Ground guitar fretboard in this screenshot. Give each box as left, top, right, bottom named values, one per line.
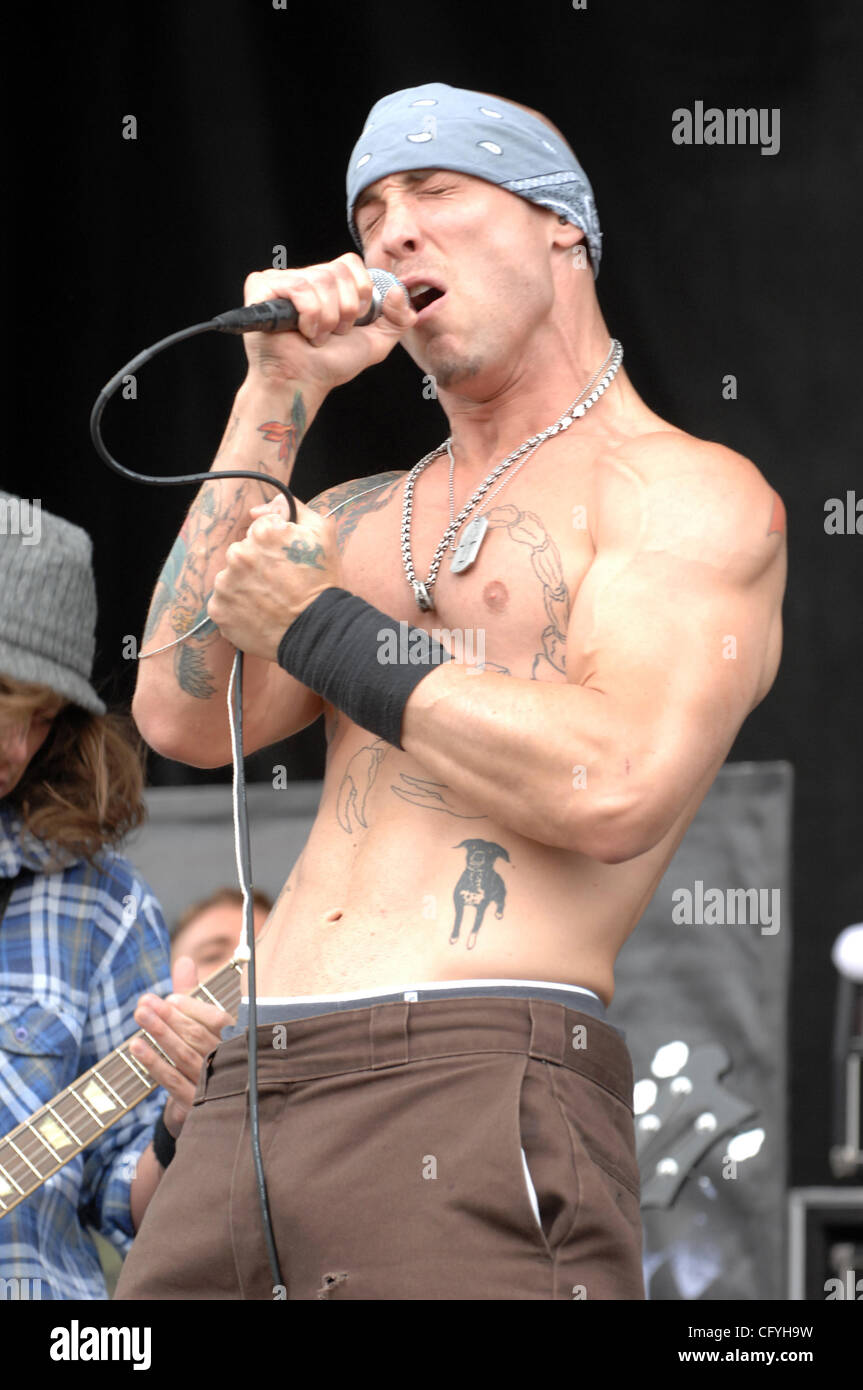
left=0, top=960, right=242, bottom=1217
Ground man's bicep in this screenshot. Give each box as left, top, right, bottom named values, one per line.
left=565, top=548, right=773, bottom=818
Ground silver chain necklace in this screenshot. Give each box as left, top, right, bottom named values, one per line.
left=401, top=338, right=623, bottom=611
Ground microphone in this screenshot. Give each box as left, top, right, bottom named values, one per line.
left=212, top=268, right=409, bottom=334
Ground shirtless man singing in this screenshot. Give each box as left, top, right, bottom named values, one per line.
left=116, top=82, right=786, bottom=1301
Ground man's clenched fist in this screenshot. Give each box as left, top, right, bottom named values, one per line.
left=207, top=496, right=342, bottom=661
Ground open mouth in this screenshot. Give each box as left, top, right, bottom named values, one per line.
left=408, top=284, right=445, bottom=313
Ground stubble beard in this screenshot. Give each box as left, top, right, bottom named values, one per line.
left=426, top=347, right=485, bottom=391
left=414, top=312, right=494, bottom=390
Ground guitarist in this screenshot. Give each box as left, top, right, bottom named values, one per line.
left=0, top=495, right=232, bottom=1299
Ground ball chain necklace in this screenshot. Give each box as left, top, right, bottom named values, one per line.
left=400, top=337, right=623, bottom=611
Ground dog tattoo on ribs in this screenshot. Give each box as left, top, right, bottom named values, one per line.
left=450, top=840, right=510, bottom=949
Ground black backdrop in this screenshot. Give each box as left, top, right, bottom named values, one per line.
left=7, top=0, right=861, bottom=1192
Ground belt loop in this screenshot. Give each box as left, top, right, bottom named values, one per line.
left=369, top=1001, right=410, bottom=1069
left=528, top=999, right=567, bottom=1065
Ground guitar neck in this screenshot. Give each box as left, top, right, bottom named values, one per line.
left=0, top=959, right=242, bottom=1218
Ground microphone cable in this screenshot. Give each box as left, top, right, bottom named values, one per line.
left=90, top=312, right=291, bottom=1290
left=90, top=271, right=406, bottom=1294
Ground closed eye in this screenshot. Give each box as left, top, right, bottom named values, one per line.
left=359, top=185, right=454, bottom=241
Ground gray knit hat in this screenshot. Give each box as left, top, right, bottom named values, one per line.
left=0, top=493, right=106, bottom=715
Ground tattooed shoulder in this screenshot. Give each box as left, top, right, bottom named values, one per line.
left=308, top=471, right=406, bottom=555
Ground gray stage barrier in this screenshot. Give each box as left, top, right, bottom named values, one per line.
left=129, top=760, right=792, bottom=1301
left=131, top=781, right=323, bottom=930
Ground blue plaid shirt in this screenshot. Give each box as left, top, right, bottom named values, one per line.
left=0, top=801, right=172, bottom=1299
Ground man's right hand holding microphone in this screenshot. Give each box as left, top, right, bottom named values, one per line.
left=239, top=252, right=416, bottom=394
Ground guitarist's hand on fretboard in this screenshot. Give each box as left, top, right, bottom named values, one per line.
left=129, top=955, right=237, bottom=1140
left=0, top=954, right=242, bottom=1221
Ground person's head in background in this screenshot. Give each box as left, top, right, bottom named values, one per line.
left=0, top=494, right=146, bottom=865
left=171, top=886, right=273, bottom=975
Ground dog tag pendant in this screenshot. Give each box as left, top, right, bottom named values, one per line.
left=412, top=580, right=434, bottom=611
left=450, top=515, right=488, bottom=574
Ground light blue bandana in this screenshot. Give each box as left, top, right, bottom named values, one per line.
left=346, top=81, right=602, bottom=276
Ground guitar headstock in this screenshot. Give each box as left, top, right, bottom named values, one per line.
left=635, top=1041, right=759, bottom=1209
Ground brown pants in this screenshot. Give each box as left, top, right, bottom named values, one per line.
left=115, top=997, right=644, bottom=1300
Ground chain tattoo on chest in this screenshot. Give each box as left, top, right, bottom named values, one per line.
left=321, top=493, right=575, bottom=949
left=331, top=497, right=571, bottom=832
